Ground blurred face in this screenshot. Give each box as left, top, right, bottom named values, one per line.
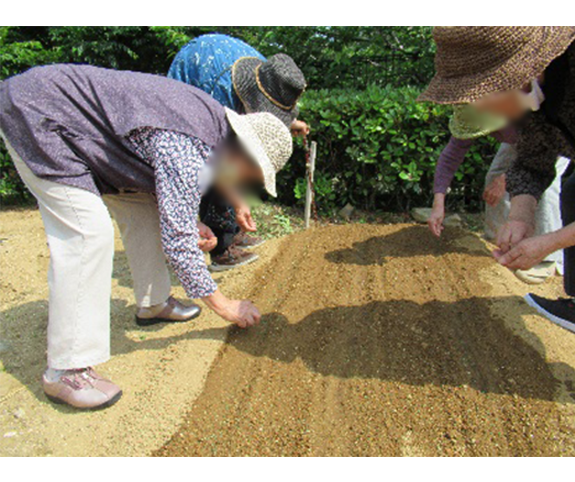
left=472, top=90, right=529, bottom=122
left=472, top=79, right=544, bottom=122
left=214, top=143, right=263, bottom=191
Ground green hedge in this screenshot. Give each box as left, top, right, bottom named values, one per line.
left=0, top=85, right=497, bottom=211
left=275, top=85, right=497, bottom=214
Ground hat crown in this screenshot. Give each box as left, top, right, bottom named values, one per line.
left=434, top=26, right=533, bottom=78
left=419, top=26, right=575, bottom=104
left=247, top=112, right=293, bottom=172
left=257, top=53, right=307, bottom=109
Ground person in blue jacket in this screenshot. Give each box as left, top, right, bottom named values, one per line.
left=168, top=33, right=308, bottom=272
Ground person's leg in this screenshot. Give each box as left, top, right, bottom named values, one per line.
left=524, top=164, right=575, bottom=333
left=103, top=193, right=171, bottom=307
left=562, top=168, right=575, bottom=296
left=3, top=137, right=122, bottom=408
left=200, top=187, right=240, bottom=256
left=533, top=157, right=570, bottom=270
left=104, top=192, right=201, bottom=326
left=200, top=188, right=259, bottom=271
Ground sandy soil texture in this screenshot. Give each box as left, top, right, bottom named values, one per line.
left=156, top=224, right=575, bottom=457
left=0, top=208, right=278, bottom=456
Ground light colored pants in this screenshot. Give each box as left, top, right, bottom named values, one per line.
left=484, top=143, right=569, bottom=271
left=3, top=136, right=170, bottom=369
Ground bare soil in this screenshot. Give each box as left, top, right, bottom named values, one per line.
left=0, top=207, right=278, bottom=456
left=156, top=224, right=575, bottom=457
left=2, top=209, right=575, bottom=456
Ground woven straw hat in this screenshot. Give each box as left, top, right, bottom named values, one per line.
left=419, top=26, right=575, bottom=104
left=232, top=53, right=306, bottom=127
left=225, top=108, right=293, bottom=197
left=449, top=104, right=508, bottom=139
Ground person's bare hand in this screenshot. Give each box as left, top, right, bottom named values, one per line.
left=235, top=203, right=257, bottom=232
left=220, top=299, right=261, bottom=328
left=428, top=193, right=446, bottom=238
left=496, top=219, right=534, bottom=254
left=483, top=174, right=506, bottom=207
left=493, top=234, right=554, bottom=270
left=198, top=221, right=217, bottom=252
left=428, top=206, right=445, bottom=237
left=290, top=119, right=310, bottom=137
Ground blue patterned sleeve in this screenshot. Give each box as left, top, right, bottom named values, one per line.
left=128, top=127, right=217, bottom=299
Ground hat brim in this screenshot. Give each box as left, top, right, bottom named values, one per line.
left=232, top=57, right=299, bottom=127
left=419, top=28, right=575, bottom=104
left=225, top=108, right=277, bottom=197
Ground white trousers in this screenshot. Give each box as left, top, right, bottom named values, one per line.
left=3, top=135, right=171, bottom=369
left=484, top=143, right=569, bottom=271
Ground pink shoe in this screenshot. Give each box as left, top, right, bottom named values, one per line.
left=42, top=367, right=122, bottom=410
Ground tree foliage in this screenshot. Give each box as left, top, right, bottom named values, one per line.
left=0, top=27, right=446, bottom=208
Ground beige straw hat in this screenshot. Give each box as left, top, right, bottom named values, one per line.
left=225, top=108, right=293, bottom=197
left=419, top=26, right=575, bottom=104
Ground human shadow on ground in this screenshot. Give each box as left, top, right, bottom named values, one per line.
left=223, top=296, right=575, bottom=404
left=325, top=225, right=490, bottom=266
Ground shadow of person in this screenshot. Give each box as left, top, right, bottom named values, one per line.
left=225, top=296, right=575, bottom=403
left=325, top=225, right=490, bottom=266
left=0, top=297, right=227, bottom=412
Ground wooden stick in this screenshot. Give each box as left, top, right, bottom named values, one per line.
left=304, top=141, right=317, bottom=229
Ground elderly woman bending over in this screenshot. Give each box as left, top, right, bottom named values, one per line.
left=0, top=64, right=292, bottom=410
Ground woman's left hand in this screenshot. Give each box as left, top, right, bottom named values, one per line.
left=235, top=202, right=257, bottom=232
left=493, top=234, right=554, bottom=270
left=198, top=222, right=217, bottom=252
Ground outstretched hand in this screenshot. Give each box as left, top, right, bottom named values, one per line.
left=236, top=203, right=257, bottom=232
left=198, top=221, right=217, bottom=252
left=428, top=206, right=445, bottom=238
left=493, top=235, right=553, bottom=270
left=496, top=219, right=534, bottom=254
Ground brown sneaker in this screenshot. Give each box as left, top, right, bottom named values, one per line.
left=42, top=367, right=122, bottom=410
left=209, top=246, right=259, bottom=272
left=136, top=296, right=201, bottom=327
left=233, top=232, right=266, bottom=249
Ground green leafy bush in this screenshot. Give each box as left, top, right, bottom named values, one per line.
left=275, top=85, right=497, bottom=213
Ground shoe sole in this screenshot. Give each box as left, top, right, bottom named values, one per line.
left=45, top=390, right=123, bottom=411
left=135, top=307, right=202, bottom=327
left=514, top=271, right=549, bottom=285
left=209, top=254, right=259, bottom=272
left=235, top=240, right=266, bottom=250
left=524, top=294, right=575, bottom=334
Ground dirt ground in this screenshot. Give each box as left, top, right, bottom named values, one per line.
left=2, top=209, right=575, bottom=456
left=0, top=207, right=280, bottom=456
left=156, top=224, right=575, bottom=457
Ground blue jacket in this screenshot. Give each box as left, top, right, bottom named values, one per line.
left=168, top=34, right=266, bottom=111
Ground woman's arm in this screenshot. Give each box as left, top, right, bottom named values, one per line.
left=128, top=128, right=260, bottom=327
left=428, top=136, right=474, bottom=237
left=433, top=136, right=475, bottom=195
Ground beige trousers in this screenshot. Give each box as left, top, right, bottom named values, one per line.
left=3, top=135, right=170, bottom=369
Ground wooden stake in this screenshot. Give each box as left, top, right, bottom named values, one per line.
left=304, top=141, right=317, bottom=229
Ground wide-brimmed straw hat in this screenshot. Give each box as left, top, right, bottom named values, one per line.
left=225, top=108, right=293, bottom=197
left=419, top=26, right=575, bottom=104
left=449, top=104, right=508, bottom=140
left=232, top=53, right=306, bottom=127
